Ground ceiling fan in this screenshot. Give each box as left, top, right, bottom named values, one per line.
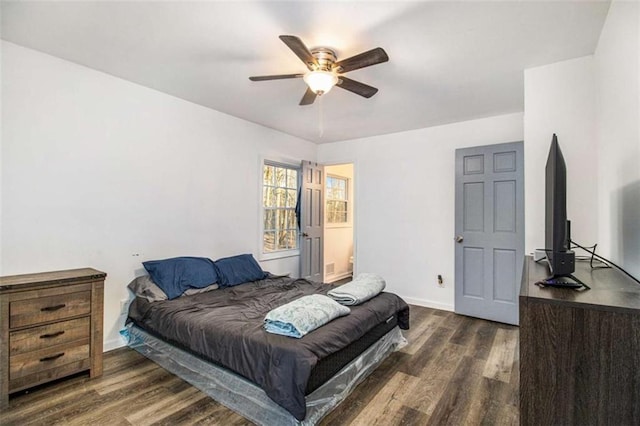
left=249, top=35, right=389, bottom=106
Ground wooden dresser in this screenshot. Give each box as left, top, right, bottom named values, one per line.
left=0, top=268, right=106, bottom=408
left=519, top=256, right=640, bottom=425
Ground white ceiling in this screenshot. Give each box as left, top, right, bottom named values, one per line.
left=1, top=1, right=610, bottom=143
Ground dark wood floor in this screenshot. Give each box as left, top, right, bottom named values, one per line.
left=0, top=306, right=519, bottom=425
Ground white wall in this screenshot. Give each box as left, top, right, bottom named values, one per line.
left=1, top=42, right=316, bottom=349
left=594, top=0, right=640, bottom=278
left=523, top=56, right=599, bottom=254
left=324, top=163, right=353, bottom=282
left=318, top=113, right=524, bottom=310
left=523, top=0, right=640, bottom=280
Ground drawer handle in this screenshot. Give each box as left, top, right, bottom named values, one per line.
left=40, top=331, right=65, bottom=339
left=41, top=304, right=66, bottom=312
left=39, top=352, right=65, bottom=362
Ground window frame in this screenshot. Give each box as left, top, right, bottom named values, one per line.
left=260, top=159, right=301, bottom=261
left=325, top=174, right=351, bottom=228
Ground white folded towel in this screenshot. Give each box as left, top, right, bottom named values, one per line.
left=328, top=273, right=386, bottom=306
left=264, top=294, right=350, bottom=338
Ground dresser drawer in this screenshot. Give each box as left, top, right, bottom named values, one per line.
left=9, top=291, right=91, bottom=328
left=9, top=339, right=90, bottom=380
left=1, top=268, right=106, bottom=408
left=9, top=317, right=90, bottom=355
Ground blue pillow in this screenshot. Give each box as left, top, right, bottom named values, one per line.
left=142, top=257, right=219, bottom=299
left=215, top=254, right=267, bottom=287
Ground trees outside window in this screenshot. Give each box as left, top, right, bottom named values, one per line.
left=326, top=175, right=348, bottom=224
left=263, top=163, right=299, bottom=252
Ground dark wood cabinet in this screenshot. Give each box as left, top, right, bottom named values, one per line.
left=519, top=256, right=640, bottom=425
left=0, top=268, right=106, bottom=408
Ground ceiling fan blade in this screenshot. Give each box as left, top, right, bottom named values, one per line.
left=299, top=87, right=317, bottom=106
left=337, top=77, right=379, bottom=98
left=279, top=35, right=317, bottom=70
left=334, top=47, right=389, bottom=73
left=249, top=74, right=304, bottom=81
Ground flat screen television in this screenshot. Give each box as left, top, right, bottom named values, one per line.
left=544, top=134, right=579, bottom=285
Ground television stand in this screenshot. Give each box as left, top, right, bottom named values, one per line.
left=520, top=256, right=640, bottom=425
left=536, top=273, right=590, bottom=290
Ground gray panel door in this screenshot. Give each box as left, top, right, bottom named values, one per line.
left=454, top=142, right=524, bottom=325
left=300, top=161, right=324, bottom=282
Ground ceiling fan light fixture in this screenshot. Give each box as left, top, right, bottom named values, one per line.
left=249, top=35, right=388, bottom=105
left=303, top=70, right=338, bottom=95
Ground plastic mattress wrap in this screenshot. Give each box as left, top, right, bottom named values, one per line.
left=122, top=324, right=407, bottom=425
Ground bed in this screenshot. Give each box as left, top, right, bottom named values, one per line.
left=126, top=275, right=409, bottom=425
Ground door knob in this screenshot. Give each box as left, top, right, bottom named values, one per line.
left=454, top=235, right=464, bottom=243
left=302, top=233, right=309, bottom=237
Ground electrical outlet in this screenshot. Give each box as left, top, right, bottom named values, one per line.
left=437, top=274, right=444, bottom=287
left=120, top=299, right=130, bottom=315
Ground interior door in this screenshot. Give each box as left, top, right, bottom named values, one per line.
left=300, top=161, right=324, bottom=282
left=454, top=141, right=524, bottom=325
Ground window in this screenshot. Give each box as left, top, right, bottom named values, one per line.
left=326, top=175, right=348, bottom=224
left=263, top=162, right=299, bottom=252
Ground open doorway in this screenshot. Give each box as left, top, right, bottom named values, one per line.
left=323, top=163, right=354, bottom=283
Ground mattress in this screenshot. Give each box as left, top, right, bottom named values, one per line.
left=305, top=312, right=398, bottom=394
left=127, top=276, right=409, bottom=420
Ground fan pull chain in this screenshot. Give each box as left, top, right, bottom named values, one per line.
left=318, top=95, right=324, bottom=138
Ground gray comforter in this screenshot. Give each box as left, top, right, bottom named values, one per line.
left=128, top=276, right=409, bottom=421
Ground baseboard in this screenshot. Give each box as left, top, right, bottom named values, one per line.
left=401, top=296, right=454, bottom=312
left=104, top=336, right=127, bottom=352
left=326, top=271, right=353, bottom=283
